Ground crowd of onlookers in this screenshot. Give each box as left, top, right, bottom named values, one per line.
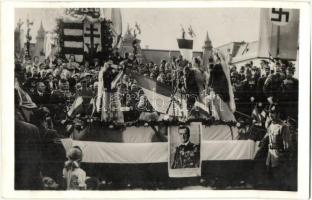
left=14, top=50, right=298, bottom=190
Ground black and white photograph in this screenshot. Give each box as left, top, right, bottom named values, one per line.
left=169, top=123, right=201, bottom=178
left=1, top=1, right=311, bottom=199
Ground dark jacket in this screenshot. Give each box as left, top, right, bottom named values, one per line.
left=209, top=64, right=229, bottom=103
left=15, top=120, right=42, bottom=190
left=31, top=90, right=50, bottom=106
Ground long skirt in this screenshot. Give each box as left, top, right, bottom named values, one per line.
left=101, top=91, right=124, bottom=123
left=211, top=94, right=236, bottom=122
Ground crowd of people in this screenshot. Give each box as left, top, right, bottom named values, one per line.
left=14, top=48, right=298, bottom=190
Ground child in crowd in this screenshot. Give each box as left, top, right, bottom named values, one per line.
left=63, top=146, right=87, bottom=190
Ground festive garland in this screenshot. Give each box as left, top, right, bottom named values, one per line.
left=77, top=117, right=237, bottom=129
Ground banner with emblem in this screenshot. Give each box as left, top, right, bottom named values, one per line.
left=83, top=21, right=102, bottom=57
left=258, top=8, right=299, bottom=60
left=59, top=8, right=122, bottom=62
left=168, top=123, right=202, bottom=177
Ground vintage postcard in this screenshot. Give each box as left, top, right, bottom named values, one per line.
left=1, top=0, right=311, bottom=199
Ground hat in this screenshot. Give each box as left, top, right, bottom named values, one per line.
left=67, top=146, right=83, bottom=161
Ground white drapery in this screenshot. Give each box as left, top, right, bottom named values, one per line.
left=61, top=139, right=256, bottom=164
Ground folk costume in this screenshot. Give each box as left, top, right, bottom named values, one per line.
left=96, top=62, right=124, bottom=123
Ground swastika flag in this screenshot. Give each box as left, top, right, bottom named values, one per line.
left=258, top=8, right=299, bottom=60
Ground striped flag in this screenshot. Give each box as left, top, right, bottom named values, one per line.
left=61, top=21, right=84, bottom=62
left=67, top=96, right=84, bottom=118
left=129, top=71, right=187, bottom=117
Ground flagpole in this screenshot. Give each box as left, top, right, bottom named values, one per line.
left=276, top=26, right=280, bottom=58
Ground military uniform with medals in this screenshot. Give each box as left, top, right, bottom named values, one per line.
left=172, top=141, right=200, bottom=169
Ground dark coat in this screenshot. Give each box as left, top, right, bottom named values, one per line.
left=15, top=120, right=42, bottom=190
left=31, top=90, right=50, bottom=106
left=38, top=126, right=66, bottom=182
left=209, top=64, right=229, bottom=103
left=263, top=73, right=284, bottom=102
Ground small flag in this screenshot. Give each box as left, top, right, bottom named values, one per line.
left=68, top=96, right=83, bottom=118
left=135, top=22, right=141, bottom=34
left=188, top=26, right=196, bottom=38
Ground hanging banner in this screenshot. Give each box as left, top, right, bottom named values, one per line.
left=258, top=8, right=299, bottom=60
left=83, top=21, right=102, bottom=54
left=61, top=21, right=84, bottom=62
left=168, top=123, right=201, bottom=177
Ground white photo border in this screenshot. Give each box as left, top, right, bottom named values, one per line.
left=1, top=0, right=310, bottom=199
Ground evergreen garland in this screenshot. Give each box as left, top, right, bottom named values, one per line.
left=54, top=17, right=114, bottom=63
left=54, top=18, right=66, bottom=60
left=99, top=19, right=114, bottom=62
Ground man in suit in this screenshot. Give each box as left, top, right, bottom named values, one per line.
left=171, top=126, right=200, bottom=169
left=281, top=66, right=298, bottom=122
left=257, top=60, right=271, bottom=104
left=31, top=81, right=50, bottom=106
left=49, top=79, right=73, bottom=132
left=263, top=62, right=284, bottom=105
left=32, top=108, right=66, bottom=185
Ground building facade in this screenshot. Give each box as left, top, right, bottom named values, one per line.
left=34, top=21, right=45, bottom=61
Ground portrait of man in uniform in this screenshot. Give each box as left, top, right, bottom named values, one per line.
left=171, top=126, right=200, bottom=169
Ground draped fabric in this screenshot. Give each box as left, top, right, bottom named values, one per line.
left=258, top=8, right=299, bottom=60
left=61, top=139, right=255, bottom=164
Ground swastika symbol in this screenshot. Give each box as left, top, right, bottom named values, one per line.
left=271, top=8, right=290, bottom=23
